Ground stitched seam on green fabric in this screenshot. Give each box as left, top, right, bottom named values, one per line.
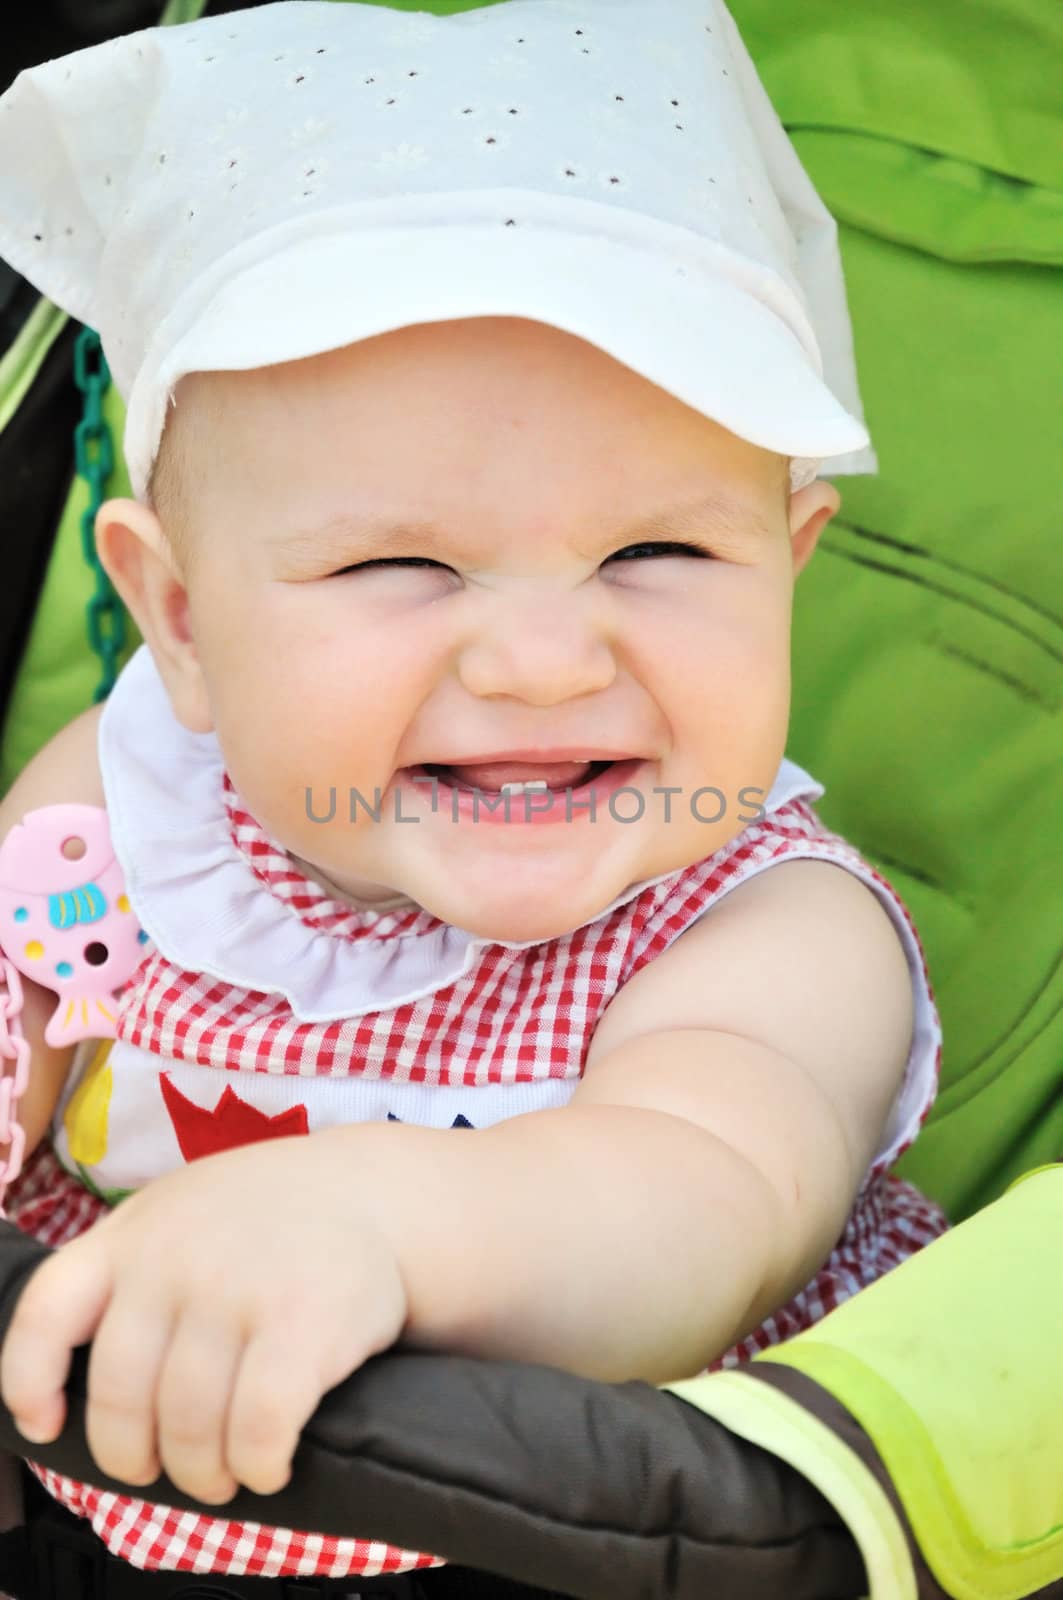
left=830, top=520, right=1063, bottom=634
left=930, top=641, right=1060, bottom=710
left=819, top=540, right=1063, bottom=684
left=822, top=524, right=1063, bottom=649
left=0, top=298, right=68, bottom=436
left=819, top=544, right=1063, bottom=669
left=759, top=1346, right=1063, bottom=1598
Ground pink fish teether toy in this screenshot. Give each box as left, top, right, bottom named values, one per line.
left=0, top=805, right=146, bottom=1046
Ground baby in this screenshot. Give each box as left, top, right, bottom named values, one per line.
left=0, top=0, right=947, bottom=1588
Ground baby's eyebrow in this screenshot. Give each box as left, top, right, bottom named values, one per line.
left=280, top=491, right=772, bottom=563
left=622, top=492, right=775, bottom=546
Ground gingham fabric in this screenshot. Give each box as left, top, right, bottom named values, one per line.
left=4, top=783, right=946, bottom=1580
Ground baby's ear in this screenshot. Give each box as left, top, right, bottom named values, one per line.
left=94, top=498, right=212, bottom=733
left=789, top=480, right=841, bottom=576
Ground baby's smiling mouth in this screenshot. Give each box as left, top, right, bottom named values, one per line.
left=415, top=759, right=615, bottom=795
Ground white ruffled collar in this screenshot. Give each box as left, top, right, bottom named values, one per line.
left=100, top=646, right=824, bottom=1022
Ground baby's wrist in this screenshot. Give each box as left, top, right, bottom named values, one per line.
left=317, top=1116, right=521, bottom=1351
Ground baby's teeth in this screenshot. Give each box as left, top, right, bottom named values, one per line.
left=500, top=780, right=550, bottom=796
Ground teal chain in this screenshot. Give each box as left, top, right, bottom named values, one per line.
left=73, top=326, right=125, bottom=702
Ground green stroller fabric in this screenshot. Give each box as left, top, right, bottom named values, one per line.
left=729, top=0, right=1063, bottom=1221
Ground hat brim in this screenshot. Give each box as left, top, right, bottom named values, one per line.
left=128, top=218, right=871, bottom=500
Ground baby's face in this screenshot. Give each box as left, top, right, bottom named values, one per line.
left=141, top=316, right=833, bottom=943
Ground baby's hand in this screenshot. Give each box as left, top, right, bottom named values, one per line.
left=0, top=1135, right=407, bottom=1504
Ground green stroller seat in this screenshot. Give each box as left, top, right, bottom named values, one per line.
left=0, top=2, right=1059, bottom=1597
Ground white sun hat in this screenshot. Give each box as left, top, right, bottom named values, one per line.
left=0, top=0, right=876, bottom=501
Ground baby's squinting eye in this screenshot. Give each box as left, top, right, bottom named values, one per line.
left=329, top=542, right=713, bottom=578
left=329, top=556, right=445, bottom=577
left=605, top=540, right=714, bottom=563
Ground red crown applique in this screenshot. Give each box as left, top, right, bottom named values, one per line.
left=160, top=1073, right=310, bottom=1163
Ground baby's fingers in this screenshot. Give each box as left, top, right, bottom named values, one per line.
left=226, top=1331, right=335, bottom=1497
left=0, top=1242, right=113, bottom=1444
left=85, top=1290, right=174, bottom=1488
left=156, top=1314, right=241, bottom=1505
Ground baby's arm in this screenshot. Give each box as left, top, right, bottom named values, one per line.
left=362, top=854, right=916, bottom=1381
left=0, top=705, right=105, bottom=1159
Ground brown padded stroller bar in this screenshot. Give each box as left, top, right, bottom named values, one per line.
left=0, top=1218, right=865, bottom=1599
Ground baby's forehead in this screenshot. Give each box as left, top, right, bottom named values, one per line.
left=164, top=325, right=579, bottom=460
left=170, top=316, right=725, bottom=444
left=159, top=322, right=791, bottom=532
left=186, top=316, right=615, bottom=390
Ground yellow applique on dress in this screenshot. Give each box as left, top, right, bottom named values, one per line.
left=63, top=1039, right=114, bottom=1166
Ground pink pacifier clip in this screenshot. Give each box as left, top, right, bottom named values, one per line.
left=0, top=959, right=29, bottom=1216
left=0, top=805, right=147, bottom=1214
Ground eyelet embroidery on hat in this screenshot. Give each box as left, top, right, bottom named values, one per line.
left=477, top=129, right=510, bottom=153
left=376, top=144, right=428, bottom=174
left=289, top=117, right=329, bottom=148
left=20, top=13, right=779, bottom=251
left=488, top=50, right=532, bottom=79
left=0, top=0, right=871, bottom=503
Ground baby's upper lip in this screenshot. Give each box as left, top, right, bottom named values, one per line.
left=413, top=749, right=643, bottom=765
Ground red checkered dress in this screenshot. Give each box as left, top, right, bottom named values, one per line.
left=4, top=776, right=946, bottom=1582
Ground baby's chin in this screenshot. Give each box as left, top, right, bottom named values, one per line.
left=290, top=822, right=690, bottom=942
left=300, top=862, right=593, bottom=943
left=402, top=861, right=648, bottom=945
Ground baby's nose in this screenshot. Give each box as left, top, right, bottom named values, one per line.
left=457, top=593, right=616, bottom=706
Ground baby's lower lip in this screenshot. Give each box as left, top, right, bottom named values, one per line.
left=399, top=760, right=646, bottom=825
